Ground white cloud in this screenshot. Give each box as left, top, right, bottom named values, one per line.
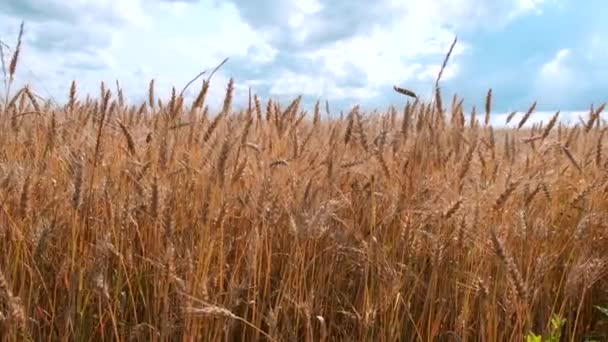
left=268, top=70, right=378, bottom=101
left=533, top=48, right=583, bottom=106
left=229, top=1, right=472, bottom=104
left=0, top=0, right=151, bottom=101
left=293, top=0, right=322, bottom=14
left=0, top=0, right=149, bottom=28
left=305, top=37, right=423, bottom=88
left=0, top=0, right=274, bottom=108
left=540, top=48, right=571, bottom=76
left=220, top=0, right=543, bottom=106
left=163, top=2, right=191, bottom=17
left=386, top=0, right=547, bottom=31
left=510, top=0, right=546, bottom=19
left=1, top=0, right=570, bottom=113
left=416, top=63, right=460, bottom=81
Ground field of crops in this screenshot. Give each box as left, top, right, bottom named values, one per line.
left=1, top=26, right=608, bottom=341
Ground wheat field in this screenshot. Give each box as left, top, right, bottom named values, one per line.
left=1, top=26, right=608, bottom=342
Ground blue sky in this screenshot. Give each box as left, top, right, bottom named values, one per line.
left=0, top=0, right=607, bottom=124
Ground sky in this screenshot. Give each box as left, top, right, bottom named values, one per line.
left=0, top=0, right=607, bottom=125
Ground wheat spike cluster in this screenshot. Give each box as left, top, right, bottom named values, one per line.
left=0, top=24, right=608, bottom=342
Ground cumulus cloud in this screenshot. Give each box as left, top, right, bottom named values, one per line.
left=540, top=49, right=572, bottom=77
left=532, top=47, right=604, bottom=110
left=0, top=0, right=149, bottom=27
left=429, top=0, right=547, bottom=29
left=1, top=0, right=606, bottom=115
left=0, top=0, right=263, bottom=108
left=217, top=0, right=551, bottom=110
left=0, top=0, right=152, bottom=102
left=225, top=0, right=547, bottom=48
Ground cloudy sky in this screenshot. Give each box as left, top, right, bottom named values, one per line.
left=0, top=0, right=607, bottom=123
